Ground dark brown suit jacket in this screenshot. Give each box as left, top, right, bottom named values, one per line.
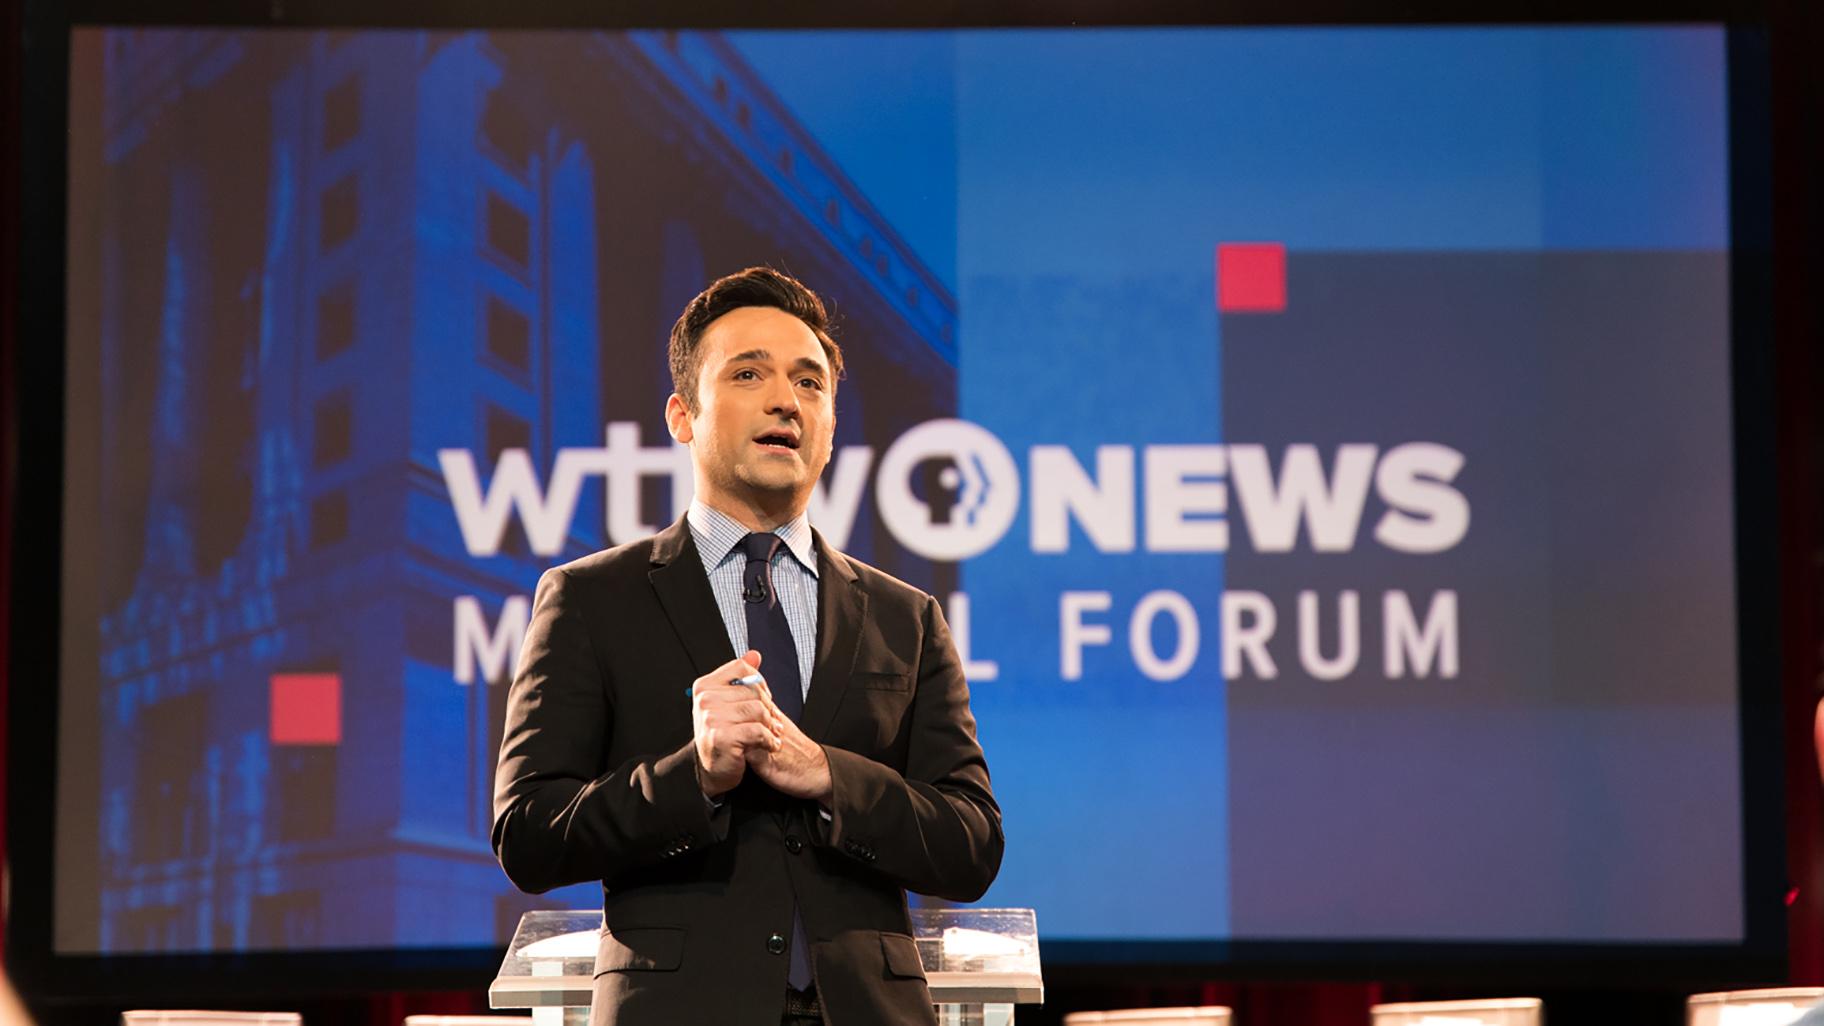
left=492, top=517, right=1004, bottom=1026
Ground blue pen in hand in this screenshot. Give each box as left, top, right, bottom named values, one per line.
left=685, top=672, right=764, bottom=699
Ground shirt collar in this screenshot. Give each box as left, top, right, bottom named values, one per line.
left=686, top=500, right=819, bottom=578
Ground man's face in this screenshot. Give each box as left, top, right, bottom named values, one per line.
left=667, top=306, right=836, bottom=517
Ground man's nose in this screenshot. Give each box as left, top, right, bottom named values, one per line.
left=764, top=375, right=800, bottom=415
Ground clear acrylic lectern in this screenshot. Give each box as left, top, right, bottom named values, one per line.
left=490, top=907, right=1042, bottom=1025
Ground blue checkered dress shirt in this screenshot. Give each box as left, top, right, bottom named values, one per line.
left=685, top=500, right=819, bottom=701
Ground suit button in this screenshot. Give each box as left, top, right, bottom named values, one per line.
left=785, top=836, right=803, bottom=854
left=766, top=933, right=786, bottom=955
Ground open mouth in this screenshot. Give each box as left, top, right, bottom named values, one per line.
left=753, top=431, right=799, bottom=453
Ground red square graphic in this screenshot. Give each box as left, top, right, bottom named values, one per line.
left=270, top=673, right=342, bottom=745
left=1216, top=242, right=1287, bottom=313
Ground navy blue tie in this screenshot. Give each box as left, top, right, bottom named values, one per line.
left=740, top=533, right=803, bottom=720
left=739, top=532, right=813, bottom=991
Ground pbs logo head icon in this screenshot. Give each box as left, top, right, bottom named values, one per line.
left=875, top=419, right=1021, bottom=562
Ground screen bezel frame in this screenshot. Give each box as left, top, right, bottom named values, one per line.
left=7, top=0, right=1790, bottom=1002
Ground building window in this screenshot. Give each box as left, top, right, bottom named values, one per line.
left=485, top=194, right=530, bottom=272
left=313, top=394, right=352, bottom=468
left=405, top=590, right=452, bottom=668
left=486, top=296, right=531, bottom=374
left=322, top=75, right=360, bottom=152
left=480, top=90, right=538, bottom=174
left=269, top=746, right=337, bottom=842
left=133, top=690, right=209, bottom=863
left=485, top=405, right=531, bottom=468
left=309, top=492, right=348, bottom=549
left=316, top=283, right=355, bottom=360
left=485, top=406, right=532, bottom=555
left=320, top=176, right=358, bottom=251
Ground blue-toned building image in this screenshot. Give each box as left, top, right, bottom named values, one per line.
left=73, top=28, right=957, bottom=953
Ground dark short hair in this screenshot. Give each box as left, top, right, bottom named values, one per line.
left=668, top=266, right=845, bottom=412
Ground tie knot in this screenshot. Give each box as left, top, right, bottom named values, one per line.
left=739, top=532, right=784, bottom=565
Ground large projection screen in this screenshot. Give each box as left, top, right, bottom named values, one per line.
left=49, top=22, right=1764, bottom=968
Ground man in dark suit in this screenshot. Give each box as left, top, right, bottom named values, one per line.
left=492, top=267, right=1004, bottom=1026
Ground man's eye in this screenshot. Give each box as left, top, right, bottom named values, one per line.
left=734, top=369, right=757, bottom=380
left=799, top=378, right=822, bottom=390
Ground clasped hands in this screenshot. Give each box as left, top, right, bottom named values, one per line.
left=692, top=650, right=832, bottom=802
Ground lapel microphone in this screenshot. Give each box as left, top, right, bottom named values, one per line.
left=743, top=578, right=769, bottom=604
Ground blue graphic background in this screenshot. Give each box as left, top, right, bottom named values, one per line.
left=61, top=26, right=1733, bottom=953
left=735, top=26, right=1728, bottom=938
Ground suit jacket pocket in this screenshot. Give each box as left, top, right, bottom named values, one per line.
left=595, top=927, right=685, bottom=974
left=855, top=670, right=913, bottom=692
left=880, top=931, right=926, bottom=979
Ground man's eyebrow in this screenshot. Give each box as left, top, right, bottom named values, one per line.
left=723, top=349, right=828, bottom=377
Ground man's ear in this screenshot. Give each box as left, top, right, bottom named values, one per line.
left=664, top=393, right=693, bottom=444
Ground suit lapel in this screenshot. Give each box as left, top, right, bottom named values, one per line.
left=801, top=528, right=865, bottom=743
left=647, top=517, right=737, bottom=679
